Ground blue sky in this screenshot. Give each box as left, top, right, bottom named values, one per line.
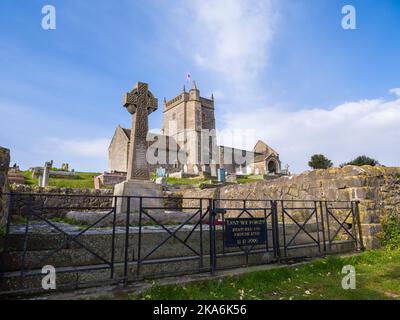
left=1, top=0, right=400, bottom=173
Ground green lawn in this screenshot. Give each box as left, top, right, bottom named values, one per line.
left=21, top=171, right=102, bottom=189
left=236, top=175, right=264, bottom=184
left=19, top=171, right=263, bottom=189
left=166, top=177, right=210, bottom=186
left=165, top=175, right=263, bottom=186
left=131, top=249, right=400, bottom=300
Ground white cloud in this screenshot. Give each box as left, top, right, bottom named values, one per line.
left=36, top=138, right=110, bottom=172
left=43, top=138, right=109, bottom=158
left=170, top=0, right=279, bottom=95
left=222, top=91, right=400, bottom=173
left=390, top=88, right=400, bottom=97
left=211, top=89, right=225, bottom=100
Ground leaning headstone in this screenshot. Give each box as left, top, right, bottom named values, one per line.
left=41, top=160, right=53, bottom=187
left=113, top=82, right=164, bottom=213
left=38, top=175, right=43, bottom=188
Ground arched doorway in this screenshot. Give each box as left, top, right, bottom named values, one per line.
left=267, top=160, right=277, bottom=174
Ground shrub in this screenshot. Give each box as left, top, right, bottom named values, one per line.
left=308, top=154, right=333, bottom=170
left=341, top=155, right=380, bottom=167
left=379, top=210, right=400, bottom=250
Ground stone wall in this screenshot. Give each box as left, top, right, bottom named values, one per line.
left=9, top=185, right=189, bottom=219
left=175, top=166, right=400, bottom=249
left=9, top=185, right=113, bottom=219
left=0, top=147, right=10, bottom=227
left=7, top=165, right=400, bottom=248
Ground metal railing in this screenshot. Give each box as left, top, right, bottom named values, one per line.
left=0, top=193, right=364, bottom=296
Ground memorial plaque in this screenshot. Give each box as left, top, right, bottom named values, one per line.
left=225, top=218, right=267, bottom=247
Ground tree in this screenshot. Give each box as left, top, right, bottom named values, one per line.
left=308, top=154, right=333, bottom=170
left=342, top=155, right=380, bottom=167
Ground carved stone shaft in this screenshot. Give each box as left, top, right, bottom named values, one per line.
left=123, top=82, right=158, bottom=181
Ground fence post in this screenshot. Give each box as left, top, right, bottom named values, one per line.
left=110, top=196, right=118, bottom=280
left=209, top=198, right=216, bottom=274
left=271, top=200, right=280, bottom=262
left=319, top=201, right=327, bottom=254
left=0, top=194, right=13, bottom=279
left=354, top=201, right=365, bottom=251
left=123, top=196, right=131, bottom=284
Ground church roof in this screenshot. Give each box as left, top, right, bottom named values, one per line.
left=121, top=127, right=131, bottom=139
left=117, top=126, right=172, bottom=149
left=254, top=139, right=279, bottom=156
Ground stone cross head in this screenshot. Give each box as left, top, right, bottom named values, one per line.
left=123, top=82, right=158, bottom=115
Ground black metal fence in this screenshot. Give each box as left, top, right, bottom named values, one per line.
left=0, top=193, right=364, bottom=297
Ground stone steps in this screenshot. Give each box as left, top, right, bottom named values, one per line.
left=2, top=229, right=323, bottom=271
left=1, top=220, right=326, bottom=272
left=3, top=221, right=323, bottom=251
left=0, top=220, right=356, bottom=296
left=0, top=240, right=356, bottom=296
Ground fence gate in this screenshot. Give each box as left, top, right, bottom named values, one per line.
left=210, top=199, right=280, bottom=271
left=210, top=199, right=365, bottom=272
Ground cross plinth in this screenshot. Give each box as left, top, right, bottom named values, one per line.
left=123, top=82, right=158, bottom=181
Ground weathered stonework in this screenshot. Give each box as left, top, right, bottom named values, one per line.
left=9, top=185, right=113, bottom=218
left=175, top=166, right=400, bottom=249
left=113, top=82, right=164, bottom=213
left=0, top=147, right=10, bottom=227
left=109, top=83, right=281, bottom=177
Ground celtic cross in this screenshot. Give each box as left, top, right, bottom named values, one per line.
left=123, top=82, right=158, bottom=180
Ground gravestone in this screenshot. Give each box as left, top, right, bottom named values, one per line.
left=217, top=168, right=226, bottom=183
left=155, top=167, right=167, bottom=185
left=113, top=82, right=164, bottom=213
left=40, top=160, right=53, bottom=187
left=156, top=167, right=166, bottom=178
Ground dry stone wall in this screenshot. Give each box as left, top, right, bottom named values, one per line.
left=5, top=165, right=400, bottom=249
left=9, top=185, right=113, bottom=218
left=175, top=166, right=400, bottom=249
left=0, top=147, right=10, bottom=227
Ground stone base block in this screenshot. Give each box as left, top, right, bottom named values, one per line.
left=113, top=179, right=164, bottom=214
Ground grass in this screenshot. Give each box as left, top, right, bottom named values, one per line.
left=237, top=175, right=264, bottom=184
left=49, top=217, right=87, bottom=230
left=164, top=175, right=263, bottom=186
left=130, top=249, right=400, bottom=300
left=166, top=176, right=210, bottom=186
left=18, top=170, right=263, bottom=189
left=21, top=170, right=103, bottom=189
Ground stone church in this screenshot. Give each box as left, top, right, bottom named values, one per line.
left=108, top=82, right=282, bottom=177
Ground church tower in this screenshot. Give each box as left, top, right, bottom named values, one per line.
left=162, top=81, right=217, bottom=175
